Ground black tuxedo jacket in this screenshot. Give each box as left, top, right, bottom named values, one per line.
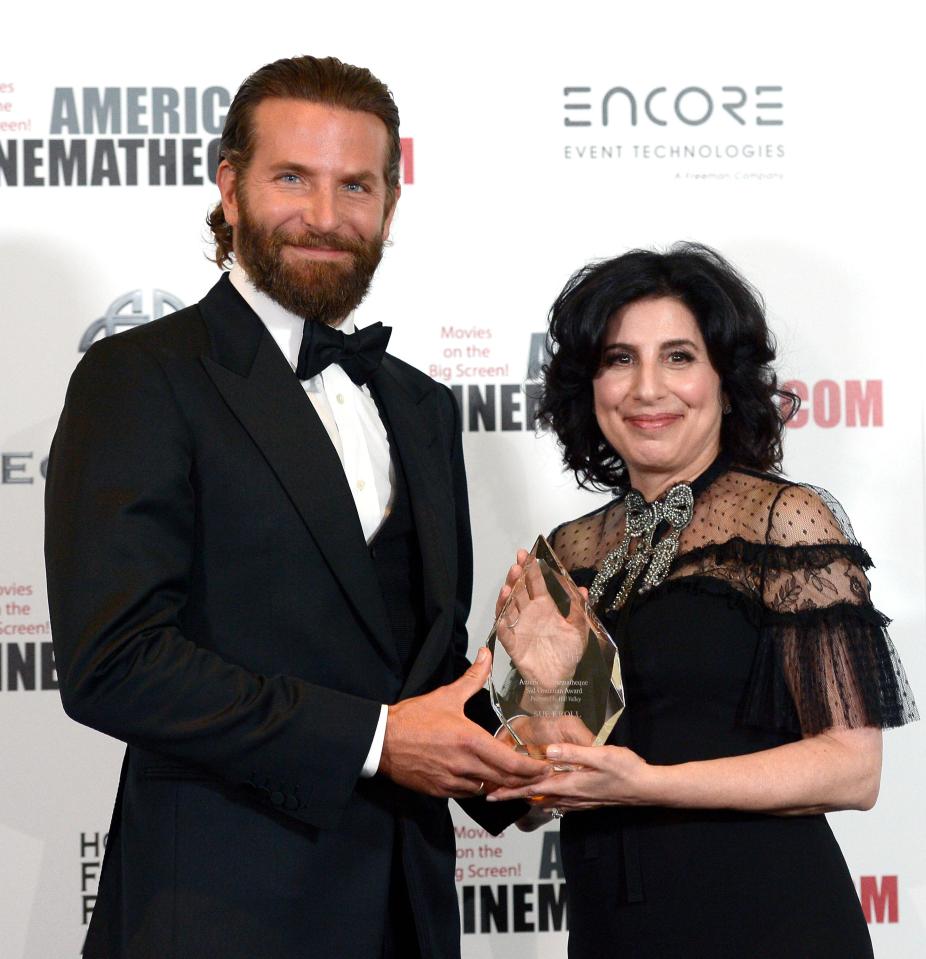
left=46, top=275, right=500, bottom=958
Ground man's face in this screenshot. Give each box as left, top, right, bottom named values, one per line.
left=217, top=98, right=399, bottom=325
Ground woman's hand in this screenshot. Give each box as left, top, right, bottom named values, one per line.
left=494, top=551, right=589, bottom=711
left=487, top=743, right=653, bottom=811
left=486, top=726, right=883, bottom=816
left=507, top=713, right=597, bottom=754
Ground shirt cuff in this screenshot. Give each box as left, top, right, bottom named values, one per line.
left=360, top=703, right=388, bottom=778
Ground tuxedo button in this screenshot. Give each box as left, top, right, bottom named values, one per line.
left=284, top=795, right=299, bottom=811
left=270, top=791, right=284, bottom=806
left=370, top=545, right=378, bottom=558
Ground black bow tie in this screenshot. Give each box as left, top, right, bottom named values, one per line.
left=295, top=320, right=392, bottom=385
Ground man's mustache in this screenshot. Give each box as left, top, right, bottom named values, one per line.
left=276, top=230, right=366, bottom=255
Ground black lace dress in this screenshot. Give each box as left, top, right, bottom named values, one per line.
left=552, top=457, right=917, bottom=959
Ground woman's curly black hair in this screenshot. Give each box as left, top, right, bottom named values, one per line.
left=537, top=242, right=800, bottom=490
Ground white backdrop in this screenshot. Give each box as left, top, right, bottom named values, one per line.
left=1, top=2, right=924, bottom=956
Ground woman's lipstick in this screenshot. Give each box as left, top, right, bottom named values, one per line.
left=624, top=413, right=683, bottom=430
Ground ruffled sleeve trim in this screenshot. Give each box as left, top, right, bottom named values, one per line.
left=676, top=536, right=874, bottom=575
left=739, top=604, right=918, bottom=736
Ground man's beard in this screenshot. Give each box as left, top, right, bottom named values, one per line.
left=235, top=194, right=384, bottom=327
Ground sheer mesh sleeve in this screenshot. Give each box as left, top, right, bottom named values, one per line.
left=548, top=500, right=618, bottom=574
left=741, top=483, right=918, bottom=736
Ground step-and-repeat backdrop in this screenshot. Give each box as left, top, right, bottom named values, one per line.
left=2, top=3, right=923, bottom=956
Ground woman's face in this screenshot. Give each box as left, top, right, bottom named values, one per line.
left=593, top=296, right=723, bottom=497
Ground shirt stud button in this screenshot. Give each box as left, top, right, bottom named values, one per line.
left=336, top=393, right=345, bottom=404
left=357, top=479, right=366, bottom=491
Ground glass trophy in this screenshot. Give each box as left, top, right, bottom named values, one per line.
left=487, top=535, right=625, bottom=764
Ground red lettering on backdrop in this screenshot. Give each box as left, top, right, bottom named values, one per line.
left=782, top=380, right=883, bottom=429
left=813, top=380, right=841, bottom=428
left=400, top=138, right=414, bottom=184
left=845, top=380, right=883, bottom=426
left=782, top=379, right=808, bottom=428
left=859, top=875, right=899, bottom=923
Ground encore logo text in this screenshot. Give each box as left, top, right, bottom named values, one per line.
left=563, top=85, right=783, bottom=128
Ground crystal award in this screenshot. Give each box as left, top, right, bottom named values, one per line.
left=487, top=535, right=625, bottom=761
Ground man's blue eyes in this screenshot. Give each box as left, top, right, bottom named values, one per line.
left=276, top=176, right=366, bottom=192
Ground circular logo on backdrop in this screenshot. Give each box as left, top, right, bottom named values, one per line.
left=79, top=289, right=185, bottom=352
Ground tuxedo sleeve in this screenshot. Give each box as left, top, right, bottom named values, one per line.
left=45, top=336, right=381, bottom=830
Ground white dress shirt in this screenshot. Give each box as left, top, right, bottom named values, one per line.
left=229, top=264, right=389, bottom=776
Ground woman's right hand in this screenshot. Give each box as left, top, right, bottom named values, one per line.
left=494, top=552, right=589, bottom=712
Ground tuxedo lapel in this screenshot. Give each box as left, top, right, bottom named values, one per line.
left=370, top=360, right=457, bottom=694
left=197, top=276, right=398, bottom=669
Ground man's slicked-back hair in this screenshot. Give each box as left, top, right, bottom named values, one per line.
left=207, top=55, right=401, bottom=268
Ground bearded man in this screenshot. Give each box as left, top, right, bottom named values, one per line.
left=45, top=56, right=540, bottom=959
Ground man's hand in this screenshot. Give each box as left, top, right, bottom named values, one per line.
left=379, top=648, right=548, bottom=798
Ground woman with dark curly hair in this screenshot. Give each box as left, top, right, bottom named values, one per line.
left=489, top=243, right=917, bottom=958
